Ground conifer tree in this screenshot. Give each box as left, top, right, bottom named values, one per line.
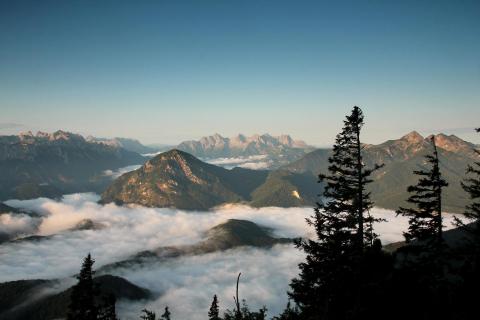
left=272, top=302, right=299, bottom=320
left=161, top=307, right=171, bottom=320
left=453, top=127, right=480, bottom=320
left=393, top=136, right=451, bottom=320
left=98, top=293, right=118, bottom=320
left=67, top=253, right=99, bottom=320
left=289, top=106, right=382, bottom=319
left=209, top=295, right=221, bottom=320
left=456, top=128, right=480, bottom=250
left=396, top=136, right=448, bottom=248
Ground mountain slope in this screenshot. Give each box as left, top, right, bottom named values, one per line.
left=250, top=170, right=319, bottom=207
left=0, top=275, right=150, bottom=320
left=0, top=131, right=145, bottom=200
left=283, top=132, right=478, bottom=212
left=101, top=150, right=269, bottom=210
left=99, top=219, right=291, bottom=273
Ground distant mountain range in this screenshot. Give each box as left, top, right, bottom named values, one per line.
left=101, top=132, right=479, bottom=213
left=0, top=131, right=145, bottom=200
left=176, top=133, right=314, bottom=169
left=86, top=136, right=158, bottom=154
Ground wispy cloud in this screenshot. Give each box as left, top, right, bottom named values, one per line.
left=103, top=165, right=142, bottom=179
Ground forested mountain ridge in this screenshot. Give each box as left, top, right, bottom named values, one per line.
left=0, top=130, right=145, bottom=200
left=282, top=131, right=480, bottom=212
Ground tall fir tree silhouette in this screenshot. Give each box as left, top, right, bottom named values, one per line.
left=289, top=106, right=382, bottom=319
left=393, top=137, right=452, bottom=320
left=208, top=295, right=220, bottom=320
left=457, top=127, right=480, bottom=252
left=397, top=136, right=448, bottom=248
left=452, top=127, right=480, bottom=319
left=67, top=253, right=99, bottom=320
left=98, top=293, right=118, bottom=320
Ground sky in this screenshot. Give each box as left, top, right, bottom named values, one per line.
left=0, top=0, right=479, bottom=146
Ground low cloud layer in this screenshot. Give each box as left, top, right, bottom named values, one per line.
left=103, top=165, right=142, bottom=179
left=205, top=155, right=272, bottom=170
left=0, top=194, right=461, bottom=319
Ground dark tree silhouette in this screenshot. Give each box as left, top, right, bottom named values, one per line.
left=67, top=253, right=99, bottom=320
left=397, top=136, right=448, bottom=248
left=161, top=307, right=171, bottom=320
left=452, top=128, right=480, bottom=319
left=224, top=300, right=267, bottom=320
left=272, top=302, right=299, bottom=320
left=209, top=295, right=221, bottom=320
left=289, top=106, right=383, bottom=319
left=392, top=136, right=451, bottom=320
left=456, top=127, right=480, bottom=250
left=98, top=293, right=118, bottom=320
left=140, top=309, right=156, bottom=320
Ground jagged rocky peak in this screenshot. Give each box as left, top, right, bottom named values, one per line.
left=428, top=133, right=476, bottom=154
left=19, top=130, right=34, bottom=138
left=234, top=133, right=247, bottom=142
left=49, top=130, right=85, bottom=142
left=18, top=130, right=85, bottom=143
left=400, top=131, right=424, bottom=144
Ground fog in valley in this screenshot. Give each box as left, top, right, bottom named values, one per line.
left=0, top=193, right=461, bottom=319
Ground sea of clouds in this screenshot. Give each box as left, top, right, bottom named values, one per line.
left=0, top=194, right=461, bottom=319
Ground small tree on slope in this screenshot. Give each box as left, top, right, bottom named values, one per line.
left=67, top=253, right=99, bottom=320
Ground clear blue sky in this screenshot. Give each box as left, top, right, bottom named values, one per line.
left=0, top=0, right=479, bottom=145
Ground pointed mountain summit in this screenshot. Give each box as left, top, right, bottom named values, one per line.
left=400, top=131, right=424, bottom=144
left=100, top=149, right=269, bottom=210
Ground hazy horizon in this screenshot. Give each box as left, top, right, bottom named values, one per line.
left=0, top=124, right=479, bottom=147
